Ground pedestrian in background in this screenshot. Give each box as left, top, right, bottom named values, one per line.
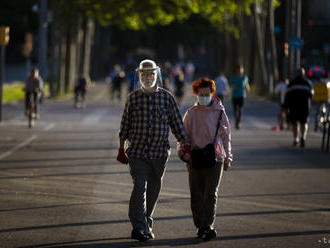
left=214, top=71, right=229, bottom=103
left=230, top=65, right=250, bottom=130
left=179, top=78, right=232, bottom=241
left=285, top=68, right=313, bottom=147
left=74, top=74, right=90, bottom=108
left=126, top=64, right=136, bottom=93
left=184, top=60, right=195, bottom=83
left=274, top=78, right=289, bottom=130
left=174, top=65, right=185, bottom=106
left=117, top=59, right=190, bottom=242
left=112, top=69, right=126, bottom=101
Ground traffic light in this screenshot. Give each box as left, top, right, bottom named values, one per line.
left=0, top=26, right=10, bottom=46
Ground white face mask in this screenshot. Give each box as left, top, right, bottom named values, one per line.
left=197, top=96, right=212, bottom=106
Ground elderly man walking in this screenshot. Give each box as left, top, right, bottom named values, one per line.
left=117, top=59, right=190, bottom=241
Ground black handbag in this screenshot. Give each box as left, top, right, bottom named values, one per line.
left=191, top=110, right=223, bottom=169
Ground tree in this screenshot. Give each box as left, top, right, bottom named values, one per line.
left=49, top=0, right=279, bottom=95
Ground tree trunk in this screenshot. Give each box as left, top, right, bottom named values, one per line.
left=48, top=0, right=60, bottom=97
left=253, top=1, right=268, bottom=94
left=289, top=0, right=296, bottom=78
left=282, top=0, right=291, bottom=80
left=64, top=18, right=78, bottom=94
left=248, top=15, right=256, bottom=86
left=79, top=17, right=95, bottom=77
left=268, top=0, right=279, bottom=93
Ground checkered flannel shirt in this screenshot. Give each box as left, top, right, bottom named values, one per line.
left=119, top=88, right=187, bottom=159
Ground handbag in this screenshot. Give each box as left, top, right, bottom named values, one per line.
left=191, top=110, right=223, bottom=169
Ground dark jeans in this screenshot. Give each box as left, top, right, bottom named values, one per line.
left=187, top=162, right=223, bottom=230
left=128, top=157, right=168, bottom=232
left=74, top=87, right=86, bottom=103
left=232, top=97, right=244, bottom=128
left=25, top=92, right=39, bottom=114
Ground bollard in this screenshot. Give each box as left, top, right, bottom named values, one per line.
left=322, top=118, right=327, bottom=151
left=326, top=117, right=330, bottom=152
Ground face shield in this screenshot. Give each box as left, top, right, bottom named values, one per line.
left=134, top=60, right=163, bottom=91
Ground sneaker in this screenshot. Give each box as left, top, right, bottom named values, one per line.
left=131, top=229, right=149, bottom=242
left=196, top=227, right=209, bottom=239
left=203, top=229, right=217, bottom=241
left=292, top=140, right=299, bottom=147
left=145, top=230, right=155, bottom=239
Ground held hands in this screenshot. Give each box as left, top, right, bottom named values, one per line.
left=180, top=144, right=191, bottom=162
left=116, top=148, right=128, bottom=164
left=224, top=161, right=231, bottom=171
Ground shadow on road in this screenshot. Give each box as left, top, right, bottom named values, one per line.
left=0, top=156, right=111, bottom=164
left=17, top=230, right=330, bottom=248
left=2, top=208, right=330, bottom=233
left=19, top=237, right=200, bottom=248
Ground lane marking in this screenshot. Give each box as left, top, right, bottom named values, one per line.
left=43, top=123, right=56, bottom=131
left=0, top=135, right=37, bottom=160
left=82, top=109, right=108, bottom=125
left=245, top=116, right=272, bottom=129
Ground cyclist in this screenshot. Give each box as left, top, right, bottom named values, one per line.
left=24, top=68, right=44, bottom=119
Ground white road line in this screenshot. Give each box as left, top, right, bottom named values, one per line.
left=0, top=135, right=37, bottom=160
left=246, top=116, right=272, bottom=129
left=82, top=109, right=108, bottom=125
left=43, top=123, right=56, bottom=131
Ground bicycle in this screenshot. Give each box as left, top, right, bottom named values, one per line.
left=26, top=92, right=39, bottom=128
left=314, top=102, right=329, bottom=132
left=313, top=81, right=330, bottom=132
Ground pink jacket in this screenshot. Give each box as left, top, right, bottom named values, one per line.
left=183, top=97, right=232, bottom=164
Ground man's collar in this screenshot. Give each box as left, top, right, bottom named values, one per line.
left=141, top=85, right=159, bottom=94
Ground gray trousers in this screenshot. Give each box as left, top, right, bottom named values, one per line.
left=187, top=162, right=223, bottom=229
left=128, top=157, right=168, bottom=232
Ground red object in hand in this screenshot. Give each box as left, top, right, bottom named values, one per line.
left=117, top=148, right=128, bottom=164
left=224, top=162, right=231, bottom=171
left=182, top=145, right=191, bottom=157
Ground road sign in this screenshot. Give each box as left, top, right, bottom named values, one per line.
left=274, top=25, right=281, bottom=34
left=289, top=36, right=303, bottom=50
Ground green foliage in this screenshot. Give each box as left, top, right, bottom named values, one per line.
left=3, top=83, right=25, bottom=103
left=58, top=0, right=258, bottom=33
left=3, top=82, right=50, bottom=103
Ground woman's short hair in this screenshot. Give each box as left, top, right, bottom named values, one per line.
left=192, top=77, right=216, bottom=96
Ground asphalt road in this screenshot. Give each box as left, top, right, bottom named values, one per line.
left=0, top=83, right=329, bottom=248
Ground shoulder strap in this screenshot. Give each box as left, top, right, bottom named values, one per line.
left=213, top=110, right=223, bottom=143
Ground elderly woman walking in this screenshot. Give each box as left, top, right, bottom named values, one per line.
left=179, top=77, right=232, bottom=241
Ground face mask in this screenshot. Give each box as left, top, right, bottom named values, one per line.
left=197, top=96, right=212, bottom=106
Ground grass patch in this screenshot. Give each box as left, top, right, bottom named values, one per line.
left=3, top=82, right=50, bottom=103
left=3, top=83, right=25, bottom=103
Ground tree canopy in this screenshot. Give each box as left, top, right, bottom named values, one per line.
left=59, top=0, right=267, bottom=31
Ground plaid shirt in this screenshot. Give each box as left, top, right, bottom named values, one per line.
left=119, top=88, right=187, bottom=159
